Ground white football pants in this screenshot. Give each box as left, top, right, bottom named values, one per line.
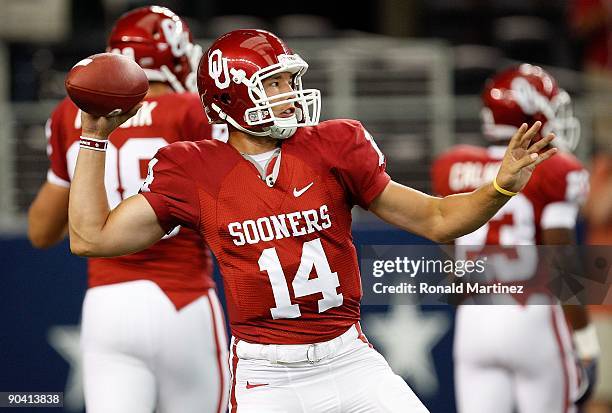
left=229, top=324, right=430, bottom=412
left=81, top=280, right=229, bottom=413
left=454, top=305, right=580, bottom=413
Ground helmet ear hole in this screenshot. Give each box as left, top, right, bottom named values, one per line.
left=220, top=93, right=232, bottom=105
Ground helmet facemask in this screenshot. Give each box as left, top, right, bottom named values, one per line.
left=210, top=53, right=321, bottom=139
left=545, top=89, right=580, bottom=152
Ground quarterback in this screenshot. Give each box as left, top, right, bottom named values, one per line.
left=28, top=7, right=228, bottom=413
left=69, top=30, right=556, bottom=412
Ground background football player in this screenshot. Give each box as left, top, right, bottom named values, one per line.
left=27, top=6, right=228, bottom=413
left=431, top=63, right=600, bottom=413
left=68, top=29, right=556, bottom=412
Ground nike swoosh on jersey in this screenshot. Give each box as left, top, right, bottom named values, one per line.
left=293, top=182, right=314, bottom=197
left=246, top=381, right=269, bottom=389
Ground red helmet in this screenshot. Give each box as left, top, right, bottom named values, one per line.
left=197, top=29, right=321, bottom=139
left=481, top=63, right=580, bottom=152
left=107, top=6, right=202, bottom=93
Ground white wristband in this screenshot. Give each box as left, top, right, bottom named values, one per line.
left=573, top=324, right=600, bottom=360
left=80, top=136, right=108, bottom=152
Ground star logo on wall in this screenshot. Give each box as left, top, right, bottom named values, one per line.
left=364, top=305, right=450, bottom=396
left=48, top=325, right=84, bottom=412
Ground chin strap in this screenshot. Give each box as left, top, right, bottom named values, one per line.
left=210, top=104, right=299, bottom=140
left=211, top=103, right=270, bottom=137
left=266, top=125, right=297, bottom=139
left=143, top=66, right=186, bottom=93
left=159, top=65, right=186, bottom=93
left=184, top=44, right=203, bottom=93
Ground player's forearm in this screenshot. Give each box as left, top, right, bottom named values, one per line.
left=371, top=181, right=509, bottom=243
left=435, top=183, right=510, bottom=242
left=27, top=184, right=69, bottom=248
left=68, top=148, right=112, bottom=255
left=28, top=215, right=67, bottom=248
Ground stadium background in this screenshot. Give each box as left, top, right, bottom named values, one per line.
left=0, top=0, right=610, bottom=412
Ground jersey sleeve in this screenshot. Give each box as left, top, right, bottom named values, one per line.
left=538, top=154, right=590, bottom=229
left=335, top=121, right=391, bottom=209
left=539, top=155, right=590, bottom=205
left=46, top=103, right=71, bottom=187
left=140, top=146, right=200, bottom=233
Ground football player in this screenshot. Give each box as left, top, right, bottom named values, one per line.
left=68, top=30, right=556, bottom=412
left=431, top=64, right=599, bottom=413
left=27, top=7, right=228, bottom=413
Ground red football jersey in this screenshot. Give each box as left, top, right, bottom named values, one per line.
left=141, top=119, right=390, bottom=344
left=431, top=145, right=589, bottom=244
left=431, top=144, right=589, bottom=295
left=47, top=93, right=225, bottom=309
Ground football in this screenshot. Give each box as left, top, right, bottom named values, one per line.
left=65, top=53, right=148, bottom=117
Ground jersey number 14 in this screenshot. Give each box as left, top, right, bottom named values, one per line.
left=258, top=238, right=344, bottom=319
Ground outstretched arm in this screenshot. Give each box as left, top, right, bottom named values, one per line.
left=370, top=180, right=510, bottom=243
left=370, top=122, right=557, bottom=242
left=68, top=108, right=166, bottom=257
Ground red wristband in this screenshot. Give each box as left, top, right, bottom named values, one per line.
left=80, top=136, right=108, bottom=151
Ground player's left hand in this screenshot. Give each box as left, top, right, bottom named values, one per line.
left=495, top=121, right=557, bottom=194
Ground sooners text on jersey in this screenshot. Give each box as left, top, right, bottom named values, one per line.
left=142, top=119, right=390, bottom=344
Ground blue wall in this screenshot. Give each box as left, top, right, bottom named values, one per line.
left=0, top=229, right=456, bottom=413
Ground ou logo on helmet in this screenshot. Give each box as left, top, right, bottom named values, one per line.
left=160, top=18, right=190, bottom=58
left=511, top=77, right=555, bottom=120
left=209, top=49, right=231, bottom=89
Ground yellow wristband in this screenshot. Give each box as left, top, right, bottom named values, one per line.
left=493, top=178, right=518, bottom=197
